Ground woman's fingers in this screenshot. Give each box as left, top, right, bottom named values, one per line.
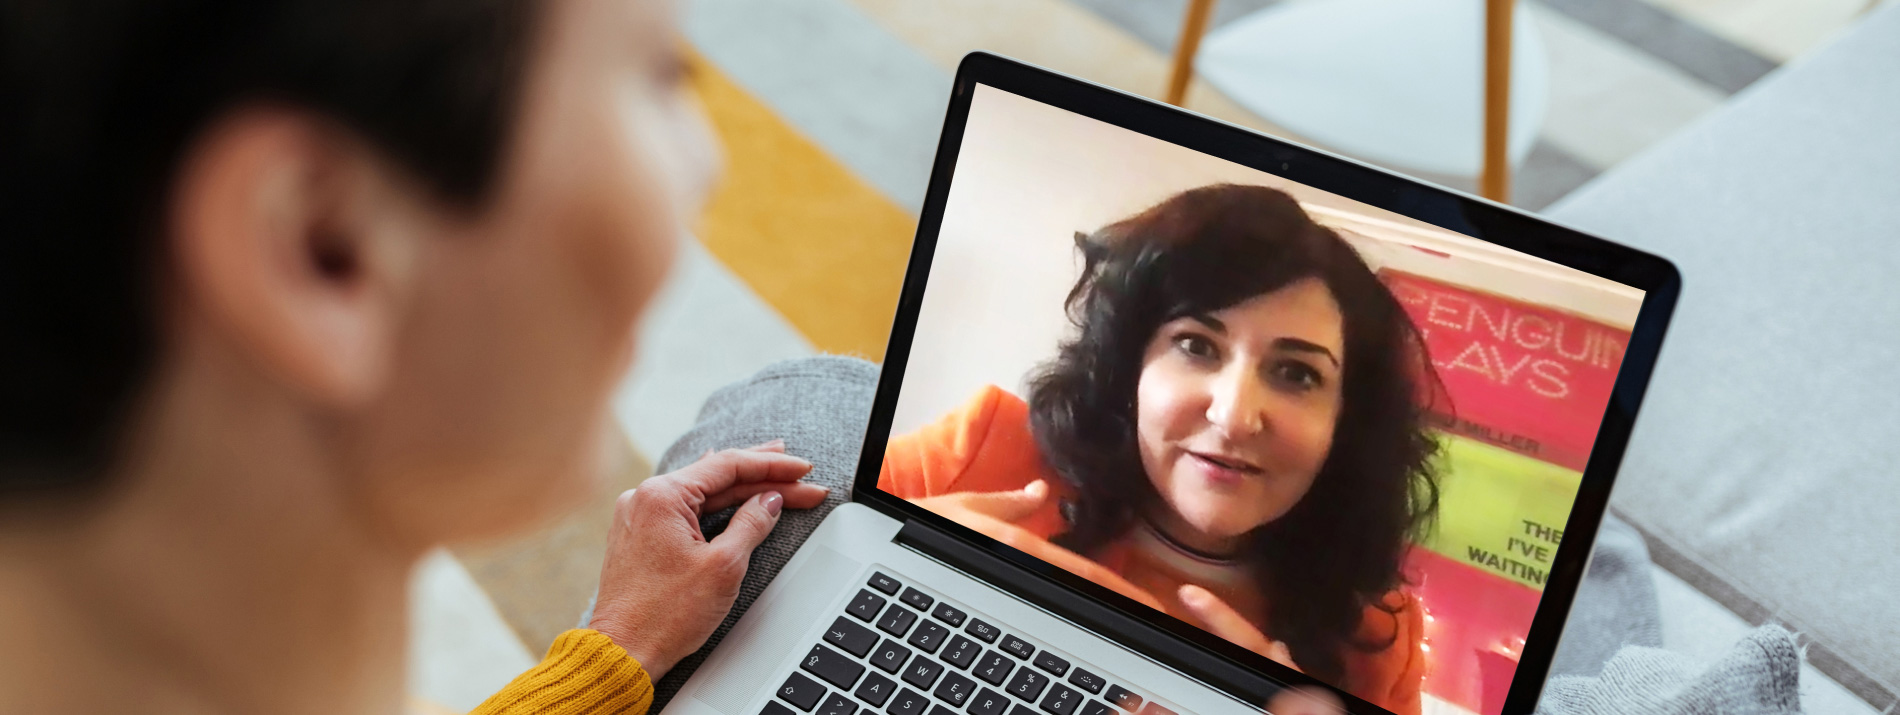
left=956, top=479, right=1049, bottom=522
left=670, top=444, right=813, bottom=500
left=1178, top=585, right=1299, bottom=670
left=703, top=480, right=830, bottom=512
left=1262, top=686, right=1342, bottom=715
left=708, top=491, right=786, bottom=558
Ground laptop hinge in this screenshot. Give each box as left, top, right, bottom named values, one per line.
left=892, top=519, right=1285, bottom=705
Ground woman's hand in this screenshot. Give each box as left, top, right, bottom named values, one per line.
left=587, top=441, right=829, bottom=680
left=1263, top=686, right=1344, bottom=714
left=1178, top=584, right=1301, bottom=671
left=908, top=482, right=1166, bottom=611
left=908, top=479, right=1051, bottom=524
left=1178, top=587, right=1346, bottom=713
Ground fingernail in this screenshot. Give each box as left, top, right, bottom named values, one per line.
left=762, top=491, right=784, bottom=517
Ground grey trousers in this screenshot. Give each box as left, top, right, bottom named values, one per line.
left=600, top=357, right=1803, bottom=714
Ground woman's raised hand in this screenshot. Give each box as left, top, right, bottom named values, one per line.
left=1177, top=585, right=1347, bottom=713
left=1178, top=585, right=1300, bottom=670
left=587, top=441, right=829, bottom=680
left=908, top=479, right=1051, bottom=523
left=907, top=482, right=1166, bottom=610
left=1262, top=686, right=1345, bottom=714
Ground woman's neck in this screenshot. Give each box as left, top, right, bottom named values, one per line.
left=1140, top=506, right=1246, bottom=560
left=0, top=353, right=421, bottom=715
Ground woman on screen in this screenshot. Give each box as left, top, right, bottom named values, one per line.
left=879, top=184, right=1441, bottom=713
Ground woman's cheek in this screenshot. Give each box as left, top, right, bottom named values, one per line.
left=1136, top=364, right=1195, bottom=497
left=1270, top=402, right=1337, bottom=509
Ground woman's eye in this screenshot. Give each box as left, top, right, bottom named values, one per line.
left=1173, top=334, right=1219, bottom=360
left=1270, top=360, right=1324, bottom=390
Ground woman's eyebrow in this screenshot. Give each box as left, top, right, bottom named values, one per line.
left=1273, top=337, right=1341, bottom=367
left=1189, top=315, right=1226, bottom=333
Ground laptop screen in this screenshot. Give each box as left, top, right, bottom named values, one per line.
left=874, top=84, right=1646, bottom=715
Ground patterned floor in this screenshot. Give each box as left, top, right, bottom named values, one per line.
left=408, top=0, right=1891, bottom=712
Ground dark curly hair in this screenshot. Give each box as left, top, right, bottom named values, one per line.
left=1027, top=183, right=1441, bottom=685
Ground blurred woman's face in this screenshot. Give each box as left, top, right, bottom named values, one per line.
left=350, top=0, right=719, bottom=543
left=1134, top=278, right=1345, bottom=553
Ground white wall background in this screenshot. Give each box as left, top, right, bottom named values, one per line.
left=888, top=85, right=1642, bottom=437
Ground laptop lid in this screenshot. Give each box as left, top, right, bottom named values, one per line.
left=851, top=52, right=1679, bottom=715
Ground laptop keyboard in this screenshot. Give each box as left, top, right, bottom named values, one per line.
left=759, top=570, right=1176, bottom=715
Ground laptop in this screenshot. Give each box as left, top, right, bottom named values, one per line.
left=660, top=53, right=1680, bottom=715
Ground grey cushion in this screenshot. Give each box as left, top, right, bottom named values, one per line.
left=1543, top=1, right=1900, bottom=706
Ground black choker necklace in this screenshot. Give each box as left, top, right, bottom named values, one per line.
left=1141, top=518, right=1245, bottom=565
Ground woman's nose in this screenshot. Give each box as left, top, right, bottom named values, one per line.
left=1204, top=369, right=1268, bottom=437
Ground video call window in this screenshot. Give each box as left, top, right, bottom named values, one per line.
left=877, top=85, right=1644, bottom=715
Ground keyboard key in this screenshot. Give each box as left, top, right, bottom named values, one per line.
left=1135, top=703, right=1174, bottom=715
left=800, top=644, right=865, bottom=690
left=940, top=635, right=980, bottom=669
left=1104, top=685, right=1141, bottom=712
left=933, top=671, right=977, bottom=706
left=870, top=639, right=912, bottom=674
left=968, top=688, right=1011, bottom=715
left=928, top=706, right=959, bottom=715
left=972, top=651, right=1014, bottom=686
left=907, top=620, right=948, bottom=653
left=856, top=672, right=898, bottom=707
left=763, top=702, right=797, bottom=715
left=877, top=605, right=919, bottom=638
left=776, top=672, right=826, bottom=712
left=847, top=590, right=887, bottom=622
left=931, top=603, right=967, bottom=627
left=1004, top=668, right=1049, bottom=702
left=1078, top=701, right=1114, bottom=715
left=824, top=616, right=879, bottom=657
left=1032, top=651, right=1069, bottom=677
left=1038, top=684, right=1081, bottom=715
left=899, top=587, right=935, bottom=611
left=901, top=656, right=944, bottom=690
left=887, top=688, right=929, bottom=715
left=1008, top=705, right=1039, bottom=715
left=965, top=619, right=1001, bottom=643
left=1000, top=635, right=1035, bottom=660
left=1066, top=669, right=1104, bottom=694
left=818, top=692, right=859, bottom=715
left=869, top=572, right=903, bottom=595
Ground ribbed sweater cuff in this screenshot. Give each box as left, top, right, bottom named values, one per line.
left=470, top=629, right=654, bottom=715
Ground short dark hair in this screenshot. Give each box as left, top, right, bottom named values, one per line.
left=1028, top=184, right=1441, bottom=684
left=0, top=0, right=539, bottom=491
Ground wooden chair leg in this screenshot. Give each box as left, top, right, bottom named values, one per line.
left=1480, top=0, right=1514, bottom=203
left=1166, top=0, right=1220, bottom=106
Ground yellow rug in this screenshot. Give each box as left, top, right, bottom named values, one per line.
left=687, top=52, right=916, bottom=361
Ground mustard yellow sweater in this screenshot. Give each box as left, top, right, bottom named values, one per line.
left=469, top=629, right=654, bottom=715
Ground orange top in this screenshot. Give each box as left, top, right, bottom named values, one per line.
left=880, top=385, right=1425, bottom=715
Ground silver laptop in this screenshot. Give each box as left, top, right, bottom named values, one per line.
left=659, top=53, right=1680, bottom=715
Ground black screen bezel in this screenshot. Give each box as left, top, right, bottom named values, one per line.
left=850, top=52, right=1681, bottom=715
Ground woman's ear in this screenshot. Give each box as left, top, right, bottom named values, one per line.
left=169, top=107, right=424, bottom=408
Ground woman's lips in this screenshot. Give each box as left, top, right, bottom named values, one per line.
left=1186, top=450, right=1261, bottom=487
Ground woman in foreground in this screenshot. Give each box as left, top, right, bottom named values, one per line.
left=0, top=0, right=1343, bottom=713
left=882, top=185, right=1441, bottom=714
left=0, top=0, right=815, bottom=712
